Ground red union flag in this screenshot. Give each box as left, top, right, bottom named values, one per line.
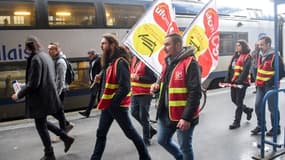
left=122, top=0, right=179, bottom=76
left=182, top=0, right=219, bottom=82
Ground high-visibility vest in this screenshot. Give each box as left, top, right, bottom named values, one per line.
left=130, top=57, right=152, bottom=95
left=160, top=56, right=199, bottom=121
left=231, top=54, right=251, bottom=84
left=255, top=53, right=275, bottom=86
left=97, top=57, right=131, bottom=110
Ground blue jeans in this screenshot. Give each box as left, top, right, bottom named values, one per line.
left=255, top=85, right=280, bottom=129
left=157, top=114, right=195, bottom=160
left=90, top=107, right=150, bottom=160
left=130, top=95, right=152, bottom=143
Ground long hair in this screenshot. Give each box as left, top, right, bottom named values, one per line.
left=25, top=35, right=43, bottom=53
left=237, top=39, right=250, bottom=54
left=101, top=34, right=130, bottom=67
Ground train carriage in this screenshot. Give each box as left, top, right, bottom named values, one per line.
left=0, top=0, right=284, bottom=120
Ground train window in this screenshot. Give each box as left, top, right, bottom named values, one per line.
left=68, top=61, right=90, bottom=90
left=104, top=3, right=144, bottom=28
left=219, top=33, right=235, bottom=56
left=48, top=2, right=96, bottom=26
left=0, top=62, right=26, bottom=99
left=219, top=32, right=248, bottom=56
left=238, top=33, right=248, bottom=41
left=0, top=1, right=35, bottom=27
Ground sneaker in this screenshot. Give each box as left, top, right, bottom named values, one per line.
left=251, top=127, right=266, bottom=135
left=266, top=128, right=281, bottom=137
left=229, top=123, right=240, bottom=130
left=246, top=108, right=254, bottom=120
left=79, top=111, right=90, bottom=118
left=66, top=123, right=74, bottom=133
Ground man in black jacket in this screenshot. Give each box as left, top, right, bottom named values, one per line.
left=90, top=34, right=151, bottom=160
left=151, top=33, right=201, bottom=160
left=11, top=36, right=74, bottom=160
left=79, top=49, right=101, bottom=118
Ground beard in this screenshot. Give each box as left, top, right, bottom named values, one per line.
left=101, top=47, right=112, bottom=67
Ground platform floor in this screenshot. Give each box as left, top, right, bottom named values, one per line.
left=1, top=85, right=285, bottom=160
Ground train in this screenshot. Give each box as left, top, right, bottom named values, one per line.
left=0, top=0, right=284, bottom=121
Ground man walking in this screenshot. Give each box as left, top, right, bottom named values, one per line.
left=151, top=33, right=201, bottom=160
left=48, top=42, right=74, bottom=134
left=251, top=36, right=283, bottom=136
left=90, top=34, right=151, bottom=160
left=130, top=56, right=157, bottom=146
left=79, top=49, right=101, bottom=117
left=11, top=36, right=74, bottom=160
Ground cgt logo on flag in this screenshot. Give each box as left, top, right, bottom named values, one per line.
left=123, top=0, right=178, bottom=76
left=182, top=0, right=219, bottom=82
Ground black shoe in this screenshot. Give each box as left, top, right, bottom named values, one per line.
left=64, top=136, right=74, bottom=153
left=79, top=111, right=90, bottom=118
left=246, top=108, right=254, bottom=120
left=40, top=155, right=56, bottom=160
left=229, top=123, right=240, bottom=130
left=65, top=123, right=74, bottom=133
left=251, top=127, right=266, bottom=135
left=150, top=127, right=157, bottom=139
left=266, top=128, right=281, bottom=137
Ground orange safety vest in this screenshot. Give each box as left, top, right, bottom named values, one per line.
left=97, top=57, right=131, bottom=110
left=255, top=54, right=275, bottom=86
left=231, top=54, right=251, bottom=84
left=131, top=57, right=152, bottom=95
left=160, top=56, right=199, bottom=121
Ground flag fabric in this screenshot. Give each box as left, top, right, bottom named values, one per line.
left=182, top=0, right=219, bottom=82
left=123, top=0, right=179, bottom=76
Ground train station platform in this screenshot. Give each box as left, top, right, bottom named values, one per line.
left=1, top=85, right=285, bottom=160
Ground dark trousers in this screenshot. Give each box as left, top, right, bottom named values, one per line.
left=35, top=116, right=69, bottom=155
left=85, top=94, right=97, bottom=114
left=85, top=85, right=99, bottom=114
left=130, top=95, right=152, bottom=143
left=230, top=86, right=251, bottom=124
left=90, top=107, right=150, bottom=160
left=58, top=91, right=70, bottom=129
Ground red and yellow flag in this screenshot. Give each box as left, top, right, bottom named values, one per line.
left=182, top=0, right=220, bottom=82
left=123, top=0, right=179, bottom=76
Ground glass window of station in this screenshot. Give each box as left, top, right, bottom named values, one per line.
left=0, top=1, right=35, bottom=27
left=48, top=2, right=96, bottom=26
left=104, top=3, right=144, bottom=28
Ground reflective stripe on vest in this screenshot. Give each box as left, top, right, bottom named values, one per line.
left=130, top=57, right=152, bottom=95
left=160, top=56, right=199, bottom=121
left=232, top=54, right=251, bottom=84
left=255, top=54, right=274, bottom=86
left=97, top=58, right=131, bottom=110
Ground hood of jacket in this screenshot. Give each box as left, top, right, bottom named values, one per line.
left=167, top=46, right=195, bottom=65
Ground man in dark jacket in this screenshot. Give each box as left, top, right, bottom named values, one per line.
left=151, top=33, right=201, bottom=160
left=79, top=49, right=101, bottom=117
left=11, top=36, right=74, bottom=160
left=90, top=34, right=151, bottom=160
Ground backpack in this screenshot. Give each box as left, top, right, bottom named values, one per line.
left=61, top=57, right=75, bottom=85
